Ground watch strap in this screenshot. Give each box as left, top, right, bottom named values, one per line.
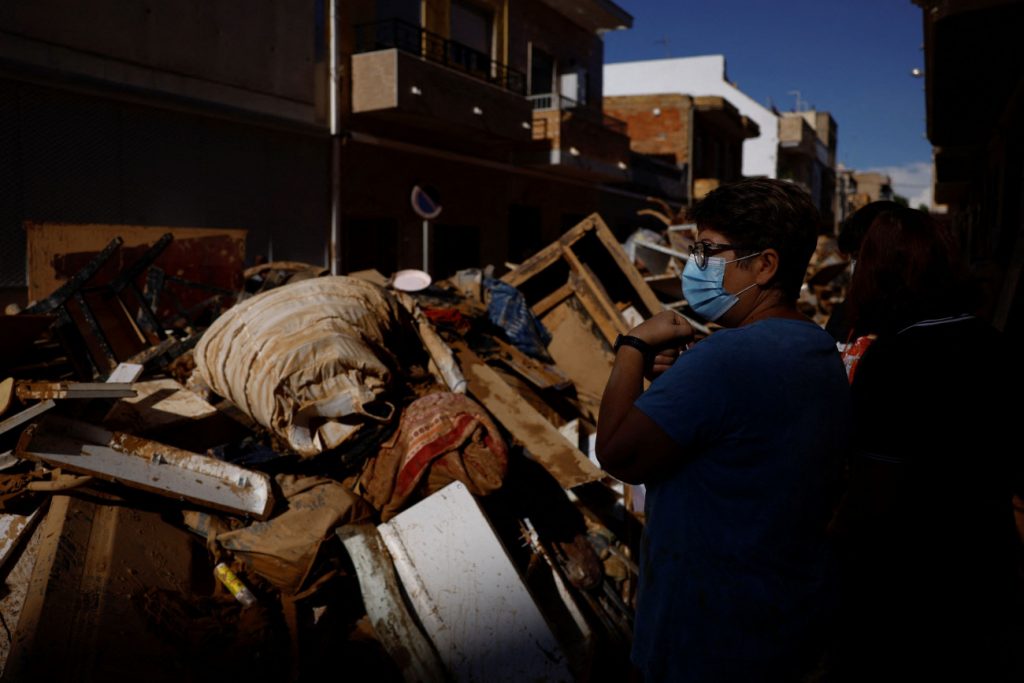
left=613, top=334, right=653, bottom=358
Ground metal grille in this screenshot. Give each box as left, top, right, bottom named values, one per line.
left=20, top=84, right=124, bottom=223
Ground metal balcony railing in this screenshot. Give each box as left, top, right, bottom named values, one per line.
left=354, top=19, right=526, bottom=96
left=528, top=93, right=627, bottom=135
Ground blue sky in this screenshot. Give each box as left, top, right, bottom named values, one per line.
left=604, top=0, right=933, bottom=205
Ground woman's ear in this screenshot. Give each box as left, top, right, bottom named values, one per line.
left=756, top=248, right=780, bottom=285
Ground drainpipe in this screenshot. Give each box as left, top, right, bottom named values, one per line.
left=328, top=0, right=342, bottom=275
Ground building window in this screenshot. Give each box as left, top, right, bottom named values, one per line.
left=449, top=0, right=493, bottom=79
left=451, top=0, right=492, bottom=56
left=375, top=0, right=419, bottom=25
left=530, top=46, right=554, bottom=96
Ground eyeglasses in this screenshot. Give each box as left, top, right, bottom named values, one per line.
left=688, top=240, right=760, bottom=270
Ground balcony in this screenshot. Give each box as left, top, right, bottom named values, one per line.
left=525, top=94, right=631, bottom=181
left=350, top=19, right=532, bottom=142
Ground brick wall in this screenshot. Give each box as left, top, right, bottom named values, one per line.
left=603, top=94, right=693, bottom=166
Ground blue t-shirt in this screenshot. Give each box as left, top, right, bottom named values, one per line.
left=632, top=318, right=851, bottom=682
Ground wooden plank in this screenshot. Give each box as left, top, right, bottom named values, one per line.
left=3, top=496, right=200, bottom=681
left=541, top=301, right=614, bottom=420
left=530, top=281, right=574, bottom=318
left=0, top=378, right=12, bottom=416
left=487, top=338, right=570, bottom=391
left=0, top=506, right=45, bottom=581
left=500, top=217, right=593, bottom=290
left=560, top=264, right=624, bottom=345
left=586, top=214, right=664, bottom=318
left=452, top=344, right=603, bottom=489
left=569, top=289, right=619, bottom=346
left=15, top=382, right=136, bottom=400
left=0, top=502, right=46, bottom=671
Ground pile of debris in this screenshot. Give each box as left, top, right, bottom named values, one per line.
left=0, top=215, right=665, bottom=682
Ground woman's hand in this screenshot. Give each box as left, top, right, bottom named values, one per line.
left=628, top=311, right=694, bottom=379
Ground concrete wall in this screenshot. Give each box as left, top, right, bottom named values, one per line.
left=0, top=77, right=329, bottom=293
left=0, top=0, right=320, bottom=123
left=853, top=172, right=893, bottom=201
left=350, top=48, right=532, bottom=141
left=604, top=55, right=779, bottom=179
left=338, top=135, right=664, bottom=278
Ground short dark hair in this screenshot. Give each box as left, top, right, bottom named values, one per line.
left=689, top=178, right=820, bottom=301
left=846, top=207, right=979, bottom=335
left=837, top=200, right=903, bottom=255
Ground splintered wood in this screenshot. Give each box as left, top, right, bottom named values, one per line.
left=452, top=343, right=603, bottom=489
left=501, top=214, right=664, bottom=420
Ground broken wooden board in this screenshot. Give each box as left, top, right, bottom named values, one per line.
left=15, top=417, right=274, bottom=519
left=394, top=291, right=467, bottom=394
left=0, top=378, right=12, bottom=417
left=544, top=299, right=616, bottom=420
left=485, top=338, right=571, bottom=391
left=0, top=506, right=45, bottom=581
left=502, top=213, right=664, bottom=344
left=3, top=495, right=202, bottom=681
left=338, top=524, right=448, bottom=683
left=376, top=482, right=573, bottom=682
left=0, top=504, right=46, bottom=672
left=453, top=343, right=603, bottom=489
left=15, top=381, right=136, bottom=401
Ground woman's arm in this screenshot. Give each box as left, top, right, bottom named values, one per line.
left=596, top=312, right=693, bottom=484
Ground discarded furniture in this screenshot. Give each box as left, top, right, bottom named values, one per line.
left=502, top=215, right=664, bottom=418
left=24, top=235, right=170, bottom=377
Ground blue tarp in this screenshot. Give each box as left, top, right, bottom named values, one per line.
left=484, top=278, right=552, bottom=360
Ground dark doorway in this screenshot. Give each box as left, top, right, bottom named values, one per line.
left=508, top=204, right=543, bottom=265
left=530, top=47, right=554, bottom=96
left=431, top=223, right=480, bottom=279
left=342, top=217, right=399, bottom=275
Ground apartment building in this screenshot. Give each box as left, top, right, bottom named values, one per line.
left=603, top=93, right=760, bottom=203
left=0, top=0, right=686, bottom=303
left=777, top=110, right=838, bottom=229
left=604, top=55, right=780, bottom=180
left=340, top=0, right=683, bottom=277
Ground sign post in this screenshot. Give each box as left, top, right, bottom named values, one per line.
left=410, top=185, right=442, bottom=273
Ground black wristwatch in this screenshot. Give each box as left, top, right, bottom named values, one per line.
left=613, top=334, right=653, bottom=359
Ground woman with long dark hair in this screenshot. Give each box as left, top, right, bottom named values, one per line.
left=831, top=206, right=1022, bottom=681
